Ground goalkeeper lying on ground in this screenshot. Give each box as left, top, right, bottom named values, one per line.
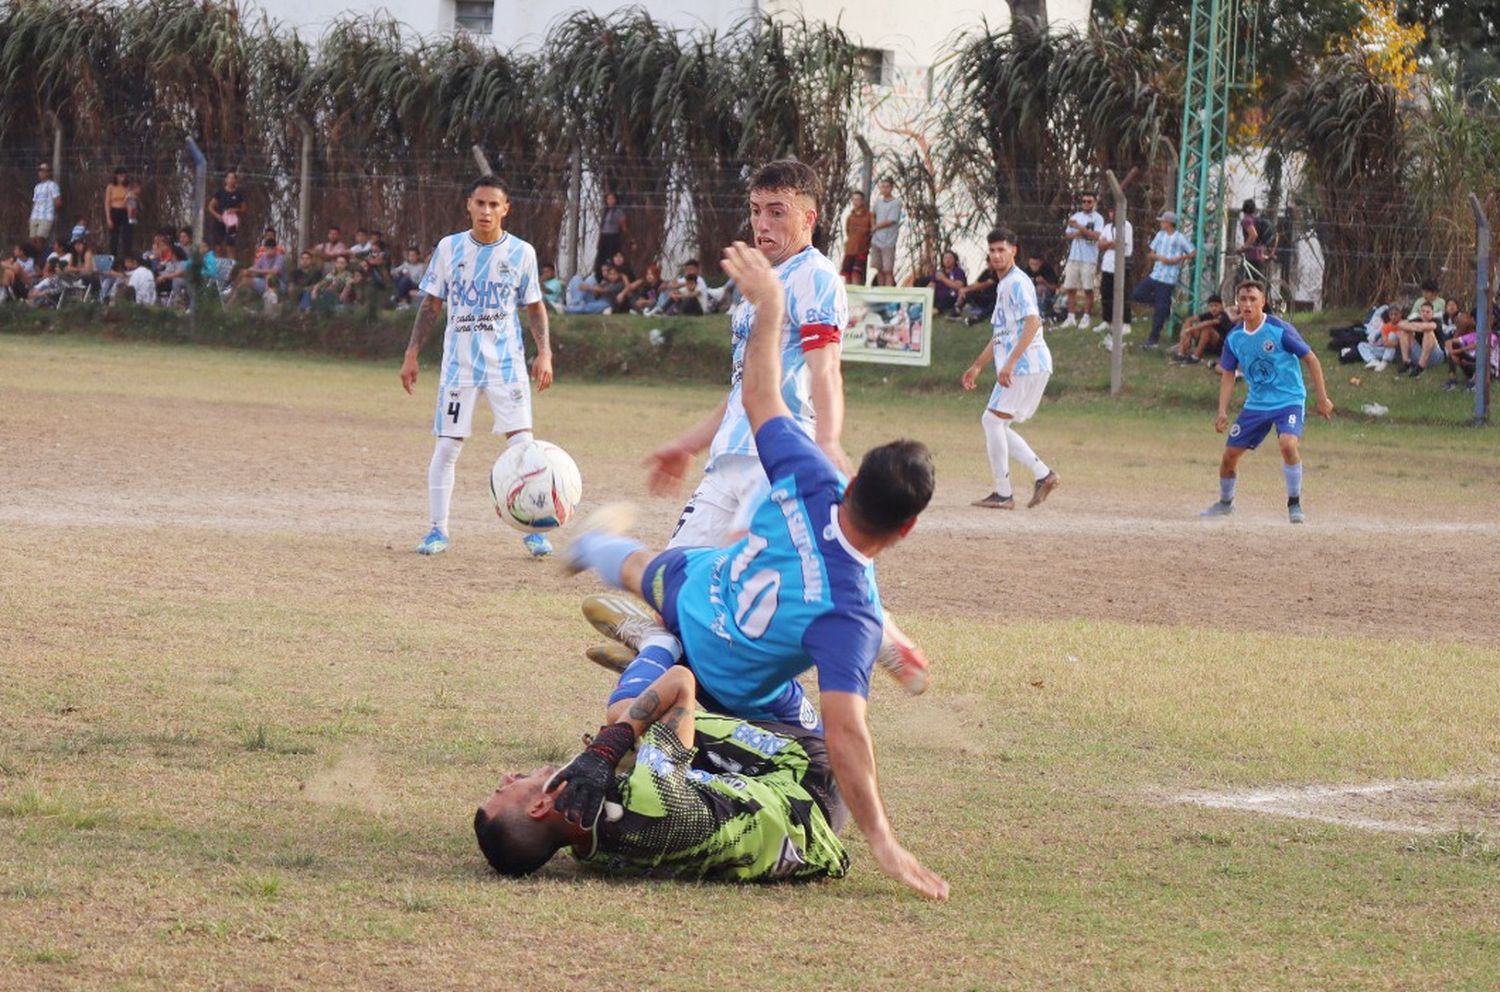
left=473, top=662, right=850, bottom=882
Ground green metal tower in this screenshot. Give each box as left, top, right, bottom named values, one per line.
left=1174, top=0, right=1248, bottom=313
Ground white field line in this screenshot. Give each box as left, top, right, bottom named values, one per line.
left=1171, top=776, right=1500, bottom=835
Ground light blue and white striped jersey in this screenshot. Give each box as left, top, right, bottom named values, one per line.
left=706, top=247, right=848, bottom=466
left=1148, top=229, right=1195, bottom=284
left=990, top=265, right=1052, bottom=376
left=418, top=231, right=542, bottom=389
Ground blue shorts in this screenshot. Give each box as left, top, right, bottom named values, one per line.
left=1227, top=404, right=1304, bottom=450
left=627, top=548, right=822, bottom=734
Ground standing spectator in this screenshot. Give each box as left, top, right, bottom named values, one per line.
left=927, top=250, right=966, bottom=315
left=1236, top=199, right=1274, bottom=279
left=125, top=179, right=142, bottom=228
left=1021, top=252, right=1060, bottom=320
left=314, top=226, right=348, bottom=263
left=840, top=190, right=873, bottom=285
left=206, top=170, right=245, bottom=258
left=391, top=246, right=427, bottom=308
left=1094, top=205, right=1132, bottom=331
left=29, top=163, right=62, bottom=251
left=595, top=191, right=629, bottom=275
left=1060, top=191, right=1103, bottom=327
left=1130, top=210, right=1195, bottom=349
left=869, top=178, right=903, bottom=286
left=104, top=167, right=132, bottom=265
left=122, top=254, right=156, bottom=305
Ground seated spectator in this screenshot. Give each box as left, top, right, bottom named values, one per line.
left=45, top=236, right=71, bottom=269
left=622, top=262, right=662, bottom=314
left=1, top=242, right=36, bottom=300
left=702, top=274, right=736, bottom=313
left=1438, top=298, right=1461, bottom=346
left=646, top=259, right=703, bottom=316
left=539, top=263, right=564, bottom=312
left=1171, top=294, right=1233, bottom=365
left=1408, top=279, right=1444, bottom=320
left=313, top=255, right=352, bottom=309
left=144, top=233, right=174, bottom=274
left=343, top=263, right=370, bottom=306
left=391, top=246, right=427, bottom=308
left=1443, top=313, right=1497, bottom=391
left=564, top=263, right=624, bottom=314
left=349, top=229, right=372, bottom=261
left=64, top=237, right=109, bottom=299
left=366, top=232, right=391, bottom=287
left=28, top=259, right=62, bottom=307
left=289, top=250, right=323, bottom=311
left=1358, top=304, right=1403, bottom=371
left=68, top=217, right=88, bottom=244
left=1022, top=252, right=1060, bottom=320
left=155, top=244, right=190, bottom=300
left=928, top=250, right=966, bottom=316
left=245, top=231, right=286, bottom=295
left=1397, top=301, right=1441, bottom=378
left=121, top=254, right=156, bottom=306
left=609, top=250, right=635, bottom=283
left=314, top=226, right=348, bottom=264
left=955, top=266, right=999, bottom=323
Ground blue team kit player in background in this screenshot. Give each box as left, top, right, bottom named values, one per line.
left=1201, top=279, right=1334, bottom=524
left=558, top=241, right=949, bottom=901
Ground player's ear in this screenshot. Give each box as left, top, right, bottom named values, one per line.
left=896, top=517, right=918, bottom=539
left=528, top=788, right=558, bottom=820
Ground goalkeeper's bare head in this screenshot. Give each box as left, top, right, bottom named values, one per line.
left=473, top=767, right=588, bottom=877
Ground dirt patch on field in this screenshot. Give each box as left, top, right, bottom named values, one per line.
left=1168, top=774, right=1500, bottom=835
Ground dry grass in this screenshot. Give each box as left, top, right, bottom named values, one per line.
left=2, top=335, right=1499, bottom=991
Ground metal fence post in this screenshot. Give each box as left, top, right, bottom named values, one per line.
left=1106, top=169, right=1128, bottom=396
left=1471, top=194, right=1492, bottom=426
left=186, top=137, right=206, bottom=246
left=294, top=117, right=313, bottom=257
left=471, top=145, right=492, bottom=175
left=563, top=148, right=582, bottom=281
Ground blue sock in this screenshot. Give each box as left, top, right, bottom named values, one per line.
left=1284, top=463, right=1303, bottom=501
left=571, top=532, right=645, bottom=589
left=1219, top=477, right=1236, bottom=504
left=606, top=639, right=683, bottom=708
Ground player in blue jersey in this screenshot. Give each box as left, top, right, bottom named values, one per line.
left=1201, top=280, right=1333, bottom=524
left=561, top=242, right=948, bottom=900
left=961, top=227, right=1060, bottom=509
left=399, top=175, right=555, bottom=558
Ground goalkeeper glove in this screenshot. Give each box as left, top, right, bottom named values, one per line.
left=544, top=721, right=637, bottom=830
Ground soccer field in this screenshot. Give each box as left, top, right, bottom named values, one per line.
left=2, top=334, right=1498, bottom=991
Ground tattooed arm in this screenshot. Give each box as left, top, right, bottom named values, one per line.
left=524, top=299, right=553, bottom=392
left=400, top=292, right=444, bottom=394
left=604, top=664, right=696, bottom=750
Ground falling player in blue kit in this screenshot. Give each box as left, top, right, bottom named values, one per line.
left=399, top=175, right=555, bottom=558
left=561, top=242, right=948, bottom=901
left=1201, top=280, right=1333, bottom=524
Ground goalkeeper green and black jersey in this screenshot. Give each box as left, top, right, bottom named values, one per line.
left=575, top=714, right=849, bottom=882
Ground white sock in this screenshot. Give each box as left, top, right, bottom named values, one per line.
left=506, top=429, right=534, bottom=448
left=427, top=437, right=463, bottom=533
left=1006, top=425, right=1049, bottom=480
left=982, top=412, right=1013, bottom=498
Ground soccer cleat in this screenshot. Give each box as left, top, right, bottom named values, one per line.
left=415, top=526, right=450, bottom=555
left=561, top=502, right=637, bottom=575
left=585, top=642, right=635, bottom=675
left=1027, top=471, right=1060, bottom=508
left=583, top=593, right=666, bottom=652
left=971, top=492, right=1016, bottom=510
left=875, top=610, right=929, bottom=695
left=523, top=533, right=553, bottom=558
left=1288, top=501, right=1305, bottom=524
left=1199, top=499, right=1235, bottom=518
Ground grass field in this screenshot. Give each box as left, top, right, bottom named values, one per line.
left=2, top=330, right=1499, bottom=991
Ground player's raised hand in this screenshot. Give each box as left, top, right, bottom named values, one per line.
left=643, top=442, right=694, bottom=496
left=531, top=351, right=554, bottom=392
left=400, top=348, right=420, bottom=395
left=720, top=241, right=778, bottom=312
left=1215, top=412, right=1229, bottom=433
left=871, top=836, right=950, bottom=901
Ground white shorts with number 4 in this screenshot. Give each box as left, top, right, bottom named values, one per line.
left=432, top=384, right=532, bottom=438
left=987, top=372, right=1050, bottom=424
left=667, top=454, right=770, bottom=549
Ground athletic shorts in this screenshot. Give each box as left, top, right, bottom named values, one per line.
left=1061, top=259, right=1097, bottom=292
left=431, top=383, right=531, bottom=438
left=668, top=454, right=769, bottom=549
left=636, top=547, right=821, bottom=733
left=868, top=243, right=896, bottom=273
left=987, top=371, right=1050, bottom=424
left=29, top=218, right=53, bottom=240
left=839, top=252, right=867, bottom=281
left=1227, top=404, right=1304, bottom=450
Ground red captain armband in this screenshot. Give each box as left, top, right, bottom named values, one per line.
left=799, top=323, right=842, bottom=352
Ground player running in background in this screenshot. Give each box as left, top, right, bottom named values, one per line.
left=473, top=663, right=850, bottom=883
left=562, top=242, right=948, bottom=900
left=1201, top=280, right=1333, bottom=524
left=399, top=175, right=555, bottom=558
left=962, top=227, right=1060, bottom=510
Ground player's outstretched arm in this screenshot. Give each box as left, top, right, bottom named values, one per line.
left=401, top=292, right=444, bottom=395
left=1302, top=352, right=1334, bottom=419
left=822, top=691, right=949, bottom=901
left=720, top=241, right=791, bottom=432
left=643, top=393, right=730, bottom=497
left=525, top=300, right=553, bottom=392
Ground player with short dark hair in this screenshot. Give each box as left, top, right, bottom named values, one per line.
left=1201, top=280, right=1333, bottom=524
left=399, top=174, right=555, bottom=558
left=474, top=664, right=849, bottom=882
left=561, top=242, right=947, bottom=900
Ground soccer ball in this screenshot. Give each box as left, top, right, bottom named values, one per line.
left=489, top=441, right=583, bottom=533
